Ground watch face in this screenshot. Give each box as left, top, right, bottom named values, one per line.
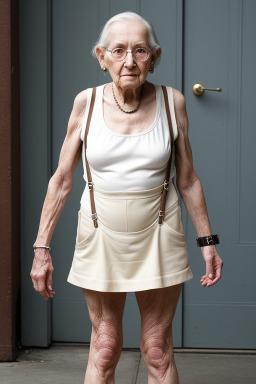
left=206, top=236, right=214, bottom=245
left=196, top=235, right=219, bottom=246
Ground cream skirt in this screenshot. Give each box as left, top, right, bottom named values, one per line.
left=67, top=181, right=193, bottom=292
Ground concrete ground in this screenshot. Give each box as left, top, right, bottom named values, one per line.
left=1, top=344, right=256, bottom=384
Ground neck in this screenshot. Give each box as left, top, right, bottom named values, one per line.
left=113, top=82, right=145, bottom=104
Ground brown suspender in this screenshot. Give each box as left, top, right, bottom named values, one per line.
left=83, top=85, right=175, bottom=228
left=84, top=87, right=98, bottom=228
left=158, top=85, right=175, bottom=224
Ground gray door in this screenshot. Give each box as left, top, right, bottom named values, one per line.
left=182, top=0, right=256, bottom=348
left=20, top=0, right=256, bottom=349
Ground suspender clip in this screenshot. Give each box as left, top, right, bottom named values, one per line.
left=158, top=209, right=165, bottom=225
left=88, top=181, right=94, bottom=191
left=164, top=180, right=169, bottom=190
left=91, top=212, right=98, bottom=228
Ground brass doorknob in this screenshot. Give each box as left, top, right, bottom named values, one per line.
left=193, top=83, right=222, bottom=96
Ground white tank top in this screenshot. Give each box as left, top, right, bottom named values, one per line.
left=80, top=83, right=178, bottom=204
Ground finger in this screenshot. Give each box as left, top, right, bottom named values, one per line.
left=205, top=272, right=222, bottom=286
left=46, top=269, right=55, bottom=296
left=206, top=277, right=219, bottom=286
left=33, top=278, right=39, bottom=292
left=37, top=279, right=49, bottom=299
left=34, top=278, right=48, bottom=298
left=201, top=275, right=214, bottom=286
left=206, top=267, right=222, bottom=286
left=201, top=279, right=210, bottom=286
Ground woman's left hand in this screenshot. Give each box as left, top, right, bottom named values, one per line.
left=200, top=246, right=223, bottom=287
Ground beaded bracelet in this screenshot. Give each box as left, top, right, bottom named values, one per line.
left=33, top=245, right=51, bottom=252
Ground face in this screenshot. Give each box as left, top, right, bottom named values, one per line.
left=96, top=20, right=161, bottom=90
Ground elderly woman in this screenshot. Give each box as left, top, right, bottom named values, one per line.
left=31, top=11, right=223, bottom=384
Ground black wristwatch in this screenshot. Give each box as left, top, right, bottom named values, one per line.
left=196, top=234, right=220, bottom=247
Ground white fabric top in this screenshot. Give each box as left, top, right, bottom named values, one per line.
left=80, top=83, right=178, bottom=204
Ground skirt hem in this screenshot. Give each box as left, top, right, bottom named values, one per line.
left=67, top=266, right=193, bottom=292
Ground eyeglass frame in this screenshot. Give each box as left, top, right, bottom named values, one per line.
left=104, top=47, right=152, bottom=62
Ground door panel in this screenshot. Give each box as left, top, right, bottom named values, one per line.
left=183, top=0, right=256, bottom=348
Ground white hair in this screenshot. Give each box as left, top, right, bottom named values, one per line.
left=91, top=11, right=161, bottom=57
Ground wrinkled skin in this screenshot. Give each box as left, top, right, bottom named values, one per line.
left=30, top=249, right=55, bottom=300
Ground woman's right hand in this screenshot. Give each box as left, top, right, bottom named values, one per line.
left=30, top=90, right=88, bottom=300
left=30, top=249, right=55, bottom=300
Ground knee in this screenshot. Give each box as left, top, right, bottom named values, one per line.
left=140, top=334, right=174, bottom=376
left=97, top=336, right=122, bottom=362
left=92, top=325, right=123, bottom=376
left=95, top=337, right=122, bottom=376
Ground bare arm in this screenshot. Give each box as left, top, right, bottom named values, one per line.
left=172, top=88, right=223, bottom=287
left=30, top=89, right=88, bottom=300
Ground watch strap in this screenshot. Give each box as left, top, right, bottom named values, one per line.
left=196, top=234, right=220, bottom=247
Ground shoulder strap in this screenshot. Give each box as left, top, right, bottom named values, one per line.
left=84, top=87, right=98, bottom=228
left=158, top=86, right=175, bottom=224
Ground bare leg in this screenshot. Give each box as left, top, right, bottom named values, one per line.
left=135, top=283, right=182, bottom=384
left=82, top=288, right=127, bottom=384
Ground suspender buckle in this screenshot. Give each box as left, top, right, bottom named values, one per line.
left=91, top=212, right=98, bottom=221
left=88, top=181, right=94, bottom=191
left=163, top=180, right=169, bottom=190
left=158, top=209, right=165, bottom=225
left=91, top=212, right=98, bottom=228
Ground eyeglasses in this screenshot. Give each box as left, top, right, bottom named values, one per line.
left=105, top=47, right=151, bottom=62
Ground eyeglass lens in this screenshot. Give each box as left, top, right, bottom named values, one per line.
left=111, top=48, right=150, bottom=61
